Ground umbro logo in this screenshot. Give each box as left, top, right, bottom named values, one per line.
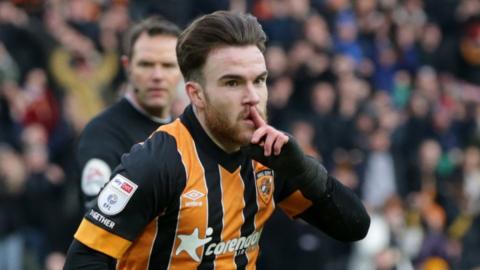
left=183, top=189, right=205, bottom=207
left=183, top=190, right=204, bottom=200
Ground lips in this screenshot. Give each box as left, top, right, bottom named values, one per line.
left=148, top=87, right=166, bottom=92
left=147, top=88, right=167, bottom=97
left=242, top=112, right=255, bottom=127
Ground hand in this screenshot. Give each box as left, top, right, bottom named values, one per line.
left=249, top=106, right=289, bottom=156
left=243, top=113, right=329, bottom=199
left=243, top=106, right=306, bottom=177
left=244, top=131, right=307, bottom=180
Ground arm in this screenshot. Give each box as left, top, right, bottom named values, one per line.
left=64, top=239, right=115, bottom=270
left=49, top=47, right=77, bottom=88
left=297, top=174, right=371, bottom=241
left=245, top=139, right=370, bottom=241
left=68, top=131, right=183, bottom=265
left=94, top=50, right=119, bottom=83
left=76, top=123, right=120, bottom=210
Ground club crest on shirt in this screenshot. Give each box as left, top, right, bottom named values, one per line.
left=97, top=174, right=138, bottom=216
left=255, top=169, right=274, bottom=204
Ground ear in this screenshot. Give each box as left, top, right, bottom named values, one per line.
left=185, top=81, right=206, bottom=109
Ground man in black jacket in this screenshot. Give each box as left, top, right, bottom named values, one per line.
left=77, top=16, right=183, bottom=210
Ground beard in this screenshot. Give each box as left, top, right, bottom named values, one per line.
left=204, top=103, right=249, bottom=149
left=203, top=101, right=267, bottom=151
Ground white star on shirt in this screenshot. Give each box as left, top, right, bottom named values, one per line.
left=175, top=228, right=212, bottom=262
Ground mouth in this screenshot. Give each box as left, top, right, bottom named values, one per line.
left=147, top=88, right=167, bottom=97
left=241, top=112, right=255, bottom=127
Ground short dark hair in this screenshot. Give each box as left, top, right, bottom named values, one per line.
left=124, top=16, right=181, bottom=58
left=176, top=11, right=267, bottom=82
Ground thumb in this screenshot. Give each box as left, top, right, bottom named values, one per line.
left=250, top=106, right=266, bottom=128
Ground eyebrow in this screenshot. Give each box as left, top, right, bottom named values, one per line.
left=218, top=71, right=268, bottom=81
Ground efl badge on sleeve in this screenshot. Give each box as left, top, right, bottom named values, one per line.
left=255, top=169, right=274, bottom=204
left=97, top=174, right=138, bottom=216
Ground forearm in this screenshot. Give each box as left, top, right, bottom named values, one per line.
left=289, top=156, right=328, bottom=201
left=299, top=176, right=370, bottom=242
left=64, top=239, right=116, bottom=270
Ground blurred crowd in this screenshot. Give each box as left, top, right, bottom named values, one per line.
left=1, top=0, right=480, bottom=269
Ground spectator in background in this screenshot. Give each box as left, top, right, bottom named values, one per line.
left=362, top=128, right=397, bottom=209
left=460, top=212, right=480, bottom=269
left=21, top=124, right=66, bottom=268
left=267, top=75, right=296, bottom=130
left=0, top=42, right=19, bottom=83
left=48, top=20, right=119, bottom=131
left=419, top=22, right=450, bottom=72
left=19, top=69, right=60, bottom=136
left=416, top=204, right=450, bottom=266
left=462, top=146, right=480, bottom=214
left=1, top=80, right=26, bottom=148
left=310, top=81, right=337, bottom=166
left=392, top=92, right=434, bottom=197
left=0, top=2, right=47, bottom=78
left=457, top=15, right=480, bottom=86
left=0, top=144, right=27, bottom=270
left=265, top=45, right=288, bottom=80
left=392, top=70, right=412, bottom=109
left=333, top=15, right=363, bottom=67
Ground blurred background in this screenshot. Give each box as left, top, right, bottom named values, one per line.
left=1, top=0, right=480, bottom=269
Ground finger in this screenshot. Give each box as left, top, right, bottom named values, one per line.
left=250, top=106, right=266, bottom=128
left=263, top=129, right=278, bottom=156
left=273, top=133, right=289, bottom=155
left=251, top=126, right=269, bottom=144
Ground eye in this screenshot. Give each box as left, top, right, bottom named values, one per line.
left=163, top=62, right=177, bottom=69
left=225, top=80, right=239, bottom=87
left=138, top=61, right=154, bottom=68
left=254, top=76, right=266, bottom=85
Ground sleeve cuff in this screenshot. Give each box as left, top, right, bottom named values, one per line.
left=74, top=218, right=132, bottom=259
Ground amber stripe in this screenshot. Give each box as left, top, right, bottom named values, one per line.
left=116, top=218, right=158, bottom=269
left=161, top=120, right=209, bottom=270
left=74, top=218, right=132, bottom=259
left=278, top=190, right=313, bottom=218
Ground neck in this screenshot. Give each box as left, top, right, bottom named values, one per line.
left=125, top=89, right=172, bottom=124
left=192, top=107, right=240, bottom=153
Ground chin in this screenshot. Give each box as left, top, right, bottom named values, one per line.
left=145, top=101, right=167, bottom=110
left=236, top=131, right=253, bottom=147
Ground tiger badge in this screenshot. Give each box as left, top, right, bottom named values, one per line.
left=255, top=169, right=274, bottom=204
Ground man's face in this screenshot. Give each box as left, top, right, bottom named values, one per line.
left=125, top=33, right=182, bottom=116
left=200, top=45, right=268, bottom=150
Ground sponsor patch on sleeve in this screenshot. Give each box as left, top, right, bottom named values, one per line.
left=97, top=174, right=138, bottom=216
left=81, top=158, right=112, bottom=196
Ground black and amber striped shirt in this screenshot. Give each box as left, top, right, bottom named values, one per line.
left=74, top=105, right=313, bottom=270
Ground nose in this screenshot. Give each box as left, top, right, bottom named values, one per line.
left=244, top=83, right=260, bottom=106
left=151, top=66, right=164, bottom=81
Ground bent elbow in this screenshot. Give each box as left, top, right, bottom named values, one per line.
left=351, top=212, right=371, bottom=241
left=333, top=211, right=371, bottom=242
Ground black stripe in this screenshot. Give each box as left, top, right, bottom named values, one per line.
left=148, top=199, right=181, bottom=270
left=234, top=160, right=258, bottom=270
left=197, top=148, right=224, bottom=270
left=146, top=133, right=186, bottom=270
